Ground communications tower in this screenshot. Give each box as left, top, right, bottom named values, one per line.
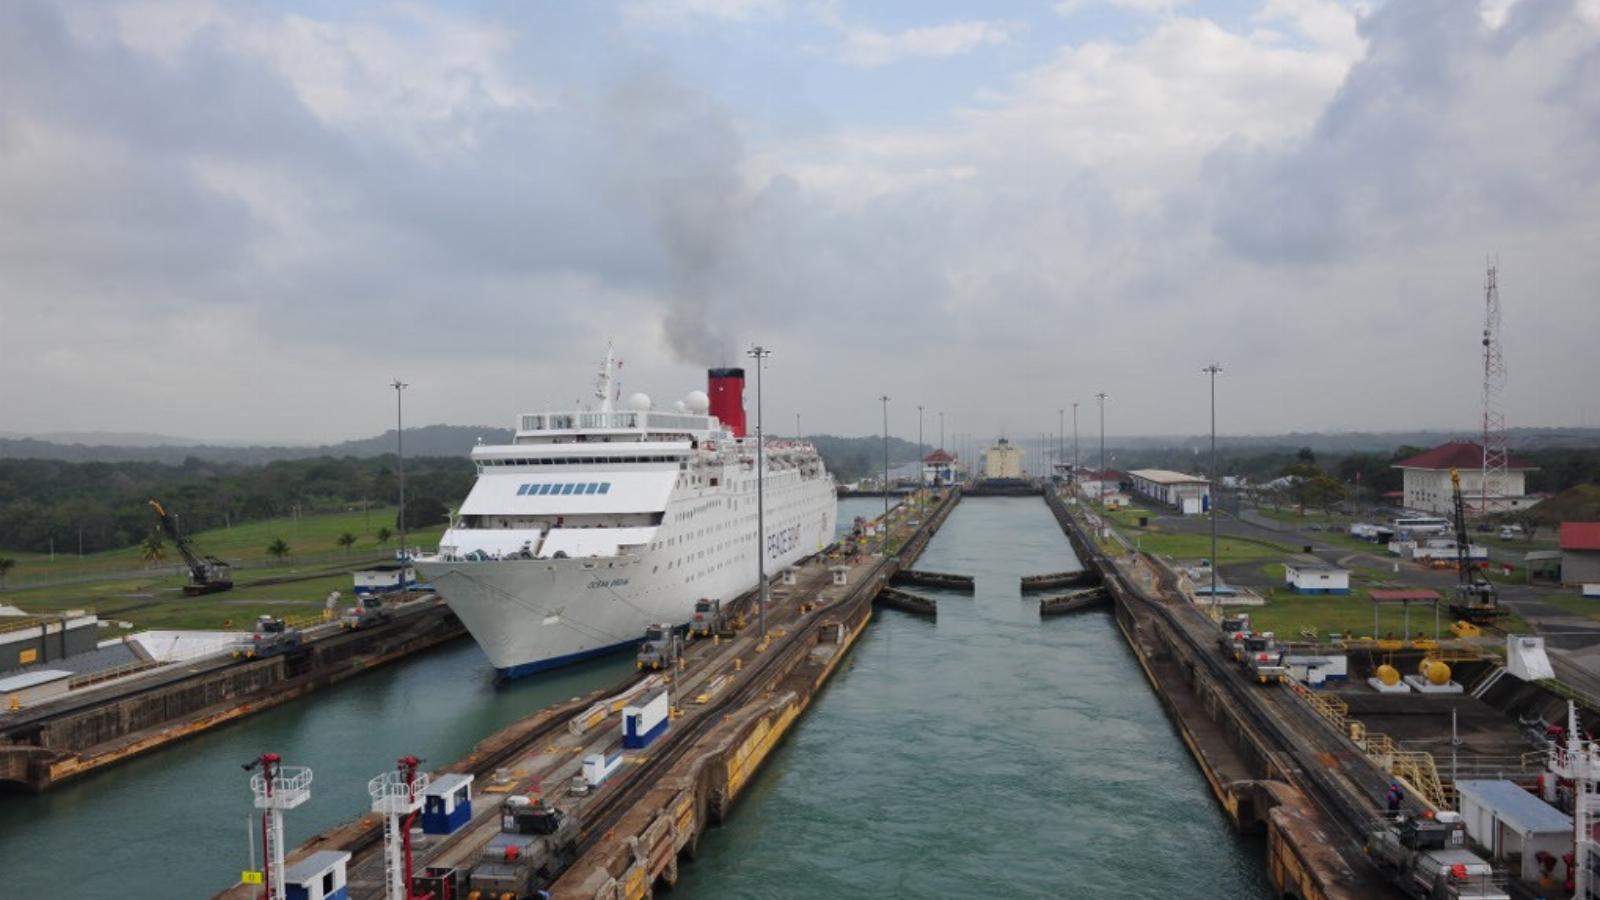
left=246, top=752, right=313, bottom=900
left=1479, top=262, right=1510, bottom=515
left=369, top=755, right=430, bottom=900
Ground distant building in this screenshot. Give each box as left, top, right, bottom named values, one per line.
left=1128, top=469, right=1211, bottom=515
left=1392, top=441, right=1538, bottom=515
left=1284, top=560, right=1351, bottom=595
left=921, top=449, right=958, bottom=487
left=982, top=438, right=1023, bottom=479
left=354, top=563, right=418, bottom=595
left=1561, top=522, right=1600, bottom=586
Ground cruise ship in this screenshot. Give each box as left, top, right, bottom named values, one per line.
left=414, top=348, right=838, bottom=680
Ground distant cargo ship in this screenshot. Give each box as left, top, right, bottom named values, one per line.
left=414, top=348, right=837, bottom=679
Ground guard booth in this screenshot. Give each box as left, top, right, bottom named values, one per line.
left=422, top=773, right=474, bottom=835
left=284, top=850, right=351, bottom=900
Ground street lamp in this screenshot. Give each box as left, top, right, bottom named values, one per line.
left=1072, top=402, right=1080, bottom=488
left=748, top=345, right=772, bottom=641
left=392, top=379, right=408, bottom=561
left=880, top=395, right=891, bottom=552
left=748, top=347, right=774, bottom=638
left=938, top=411, right=944, bottom=452
left=917, top=405, right=925, bottom=493
left=1096, top=393, right=1108, bottom=508
left=1058, top=409, right=1065, bottom=483
left=1203, top=364, right=1223, bottom=615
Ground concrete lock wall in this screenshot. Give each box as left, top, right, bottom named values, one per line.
left=0, top=620, right=100, bottom=671
left=39, top=658, right=287, bottom=752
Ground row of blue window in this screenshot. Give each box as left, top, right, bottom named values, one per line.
left=517, top=482, right=612, bottom=496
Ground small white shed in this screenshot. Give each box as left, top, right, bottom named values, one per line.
left=1283, top=561, right=1351, bottom=595
left=1456, top=779, right=1572, bottom=881
left=0, top=669, right=73, bottom=710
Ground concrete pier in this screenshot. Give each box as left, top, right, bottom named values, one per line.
left=1042, top=488, right=1399, bottom=899
left=0, top=598, right=463, bottom=792
left=214, top=490, right=962, bottom=900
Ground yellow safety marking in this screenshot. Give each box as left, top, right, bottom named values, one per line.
left=241, top=871, right=263, bottom=885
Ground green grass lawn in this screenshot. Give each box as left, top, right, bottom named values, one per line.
left=1, top=507, right=446, bottom=583
left=2, top=569, right=364, bottom=631
left=1243, top=564, right=1529, bottom=638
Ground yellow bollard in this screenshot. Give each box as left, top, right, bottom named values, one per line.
left=735, top=658, right=743, bottom=671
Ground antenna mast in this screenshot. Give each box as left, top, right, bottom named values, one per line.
left=1480, top=262, right=1509, bottom=516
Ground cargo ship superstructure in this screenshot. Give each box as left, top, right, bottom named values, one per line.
left=414, top=349, right=837, bottom=679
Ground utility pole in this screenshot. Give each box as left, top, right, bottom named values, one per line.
left=939, top=411, right=944, bottom=451
left=1072, top=402, right=1080, bottom=487
left=1203, top=365, right=1223, bottom=615
left=880, top=395, right=890, bottom=552
left=1058, top=409, right=1065, bottom=482
left=917, top=405, right=925, bottom=491
left=748, top=345, right=772, bottom=642
left=392, top=379, right=408, bottom=562
left=795, top=412, right=801, bottom=442
left=1096, top=393, right=1108, bottom=508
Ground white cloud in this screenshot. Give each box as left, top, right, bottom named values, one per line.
left=837, top=20, right=1014, bottom=68
left=621, top=0, right=783, bottom=27
left=1054, top=0, right=1194, bottom=17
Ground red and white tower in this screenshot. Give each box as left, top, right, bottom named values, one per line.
left=1479, top=262, right=1510, bottom=516
left=369, top=755, right=430, bottom=900
left=247, top=752, right=313, bottom=900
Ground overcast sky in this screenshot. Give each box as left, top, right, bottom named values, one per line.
left=3, top=0, right=1598, bottom=446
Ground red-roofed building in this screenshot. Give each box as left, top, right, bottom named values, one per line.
left=921, top=449, right=958, bottom=487
left=1392, top=440, right=1539, bottom=516
left=1561, top=523, right=1600, bottom=585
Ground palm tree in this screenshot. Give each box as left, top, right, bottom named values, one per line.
left=141, top=533, right=167, bottom=565
left=0, top=558, right=14, bottom=591
left=376, top=527, right=392, bottom=546
left=337, top=532, right=357, bottom=555
left=267, top=538, right=290, bottom=561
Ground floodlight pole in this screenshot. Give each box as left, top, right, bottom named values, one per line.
left=748, top=345, right=771, bottom=642
left=392, top=379, right=408, bottom=562
left=1203, top=364, right=1223, bottom=615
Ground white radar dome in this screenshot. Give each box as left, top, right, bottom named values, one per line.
left=626, top=392, right=653, bottom=411
left=685, top=390, right=711, bottom=413
left=674, top=400, right=687, bottom=412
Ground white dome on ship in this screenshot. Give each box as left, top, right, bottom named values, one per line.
left=685, top=390, right=710, bottom=413
left=626, top=392, right=653, bottom=411
left=674, top=400, right=687, bottom=412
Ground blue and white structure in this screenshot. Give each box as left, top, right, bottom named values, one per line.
left=581, top=750, right=624, bottom=790
left=414, top=346, right=837, bottom=679
left=623, top=686, right=669, bottom=750
left=1283, top=560, right=1351, bottom=595
left=422, top=773, right=474, bottom=836
left=284, top=850, right=351, bottom=900
left=352, top=564, right=417, bottom=596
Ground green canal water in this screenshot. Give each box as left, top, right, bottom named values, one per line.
left=0, top=496, right=1267, bottom=898
left=675, top=495, right=1272, bottom=899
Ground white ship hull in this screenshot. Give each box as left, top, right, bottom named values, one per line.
left=416, top=496, right=834, bottom=679
left=414, top=353, right=838, bottom=679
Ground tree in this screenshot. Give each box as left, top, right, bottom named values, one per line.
left=376, top=526, right=393, bottom=546
left=337, top=532, right=357, bottom=555
left=267, top=538, right=290, bottom=561
left=0, top=558, right=13, bottom=590
left=141, top=533, right=167, bottom=564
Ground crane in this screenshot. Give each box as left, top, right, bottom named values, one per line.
left=148, top=500, right=234, bottom=595
left=1446, top=469, right=1501, bottom=624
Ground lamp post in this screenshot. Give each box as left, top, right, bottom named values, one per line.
left=917, top=405, right=925, bottom=494
left=748, top=345, right=772, bottom=641
left=1058, top=409, right=1065, bottom=482
left=939, top=411, right=944, bottom=451
left=1203, top=364, right=1223, bottom=615
left=1096, top=393, right=1108, bottom=508
left=880, top=395, right=891, bottom=552
left=1072, top=402, right=1080, bottom=487
left=392, top=379, right=408, bottom=562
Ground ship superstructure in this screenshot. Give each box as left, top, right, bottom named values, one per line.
left=414, top=348, right=838, bottom=679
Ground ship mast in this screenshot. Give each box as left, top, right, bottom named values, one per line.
left=594, top=342, right=617, bottom=413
